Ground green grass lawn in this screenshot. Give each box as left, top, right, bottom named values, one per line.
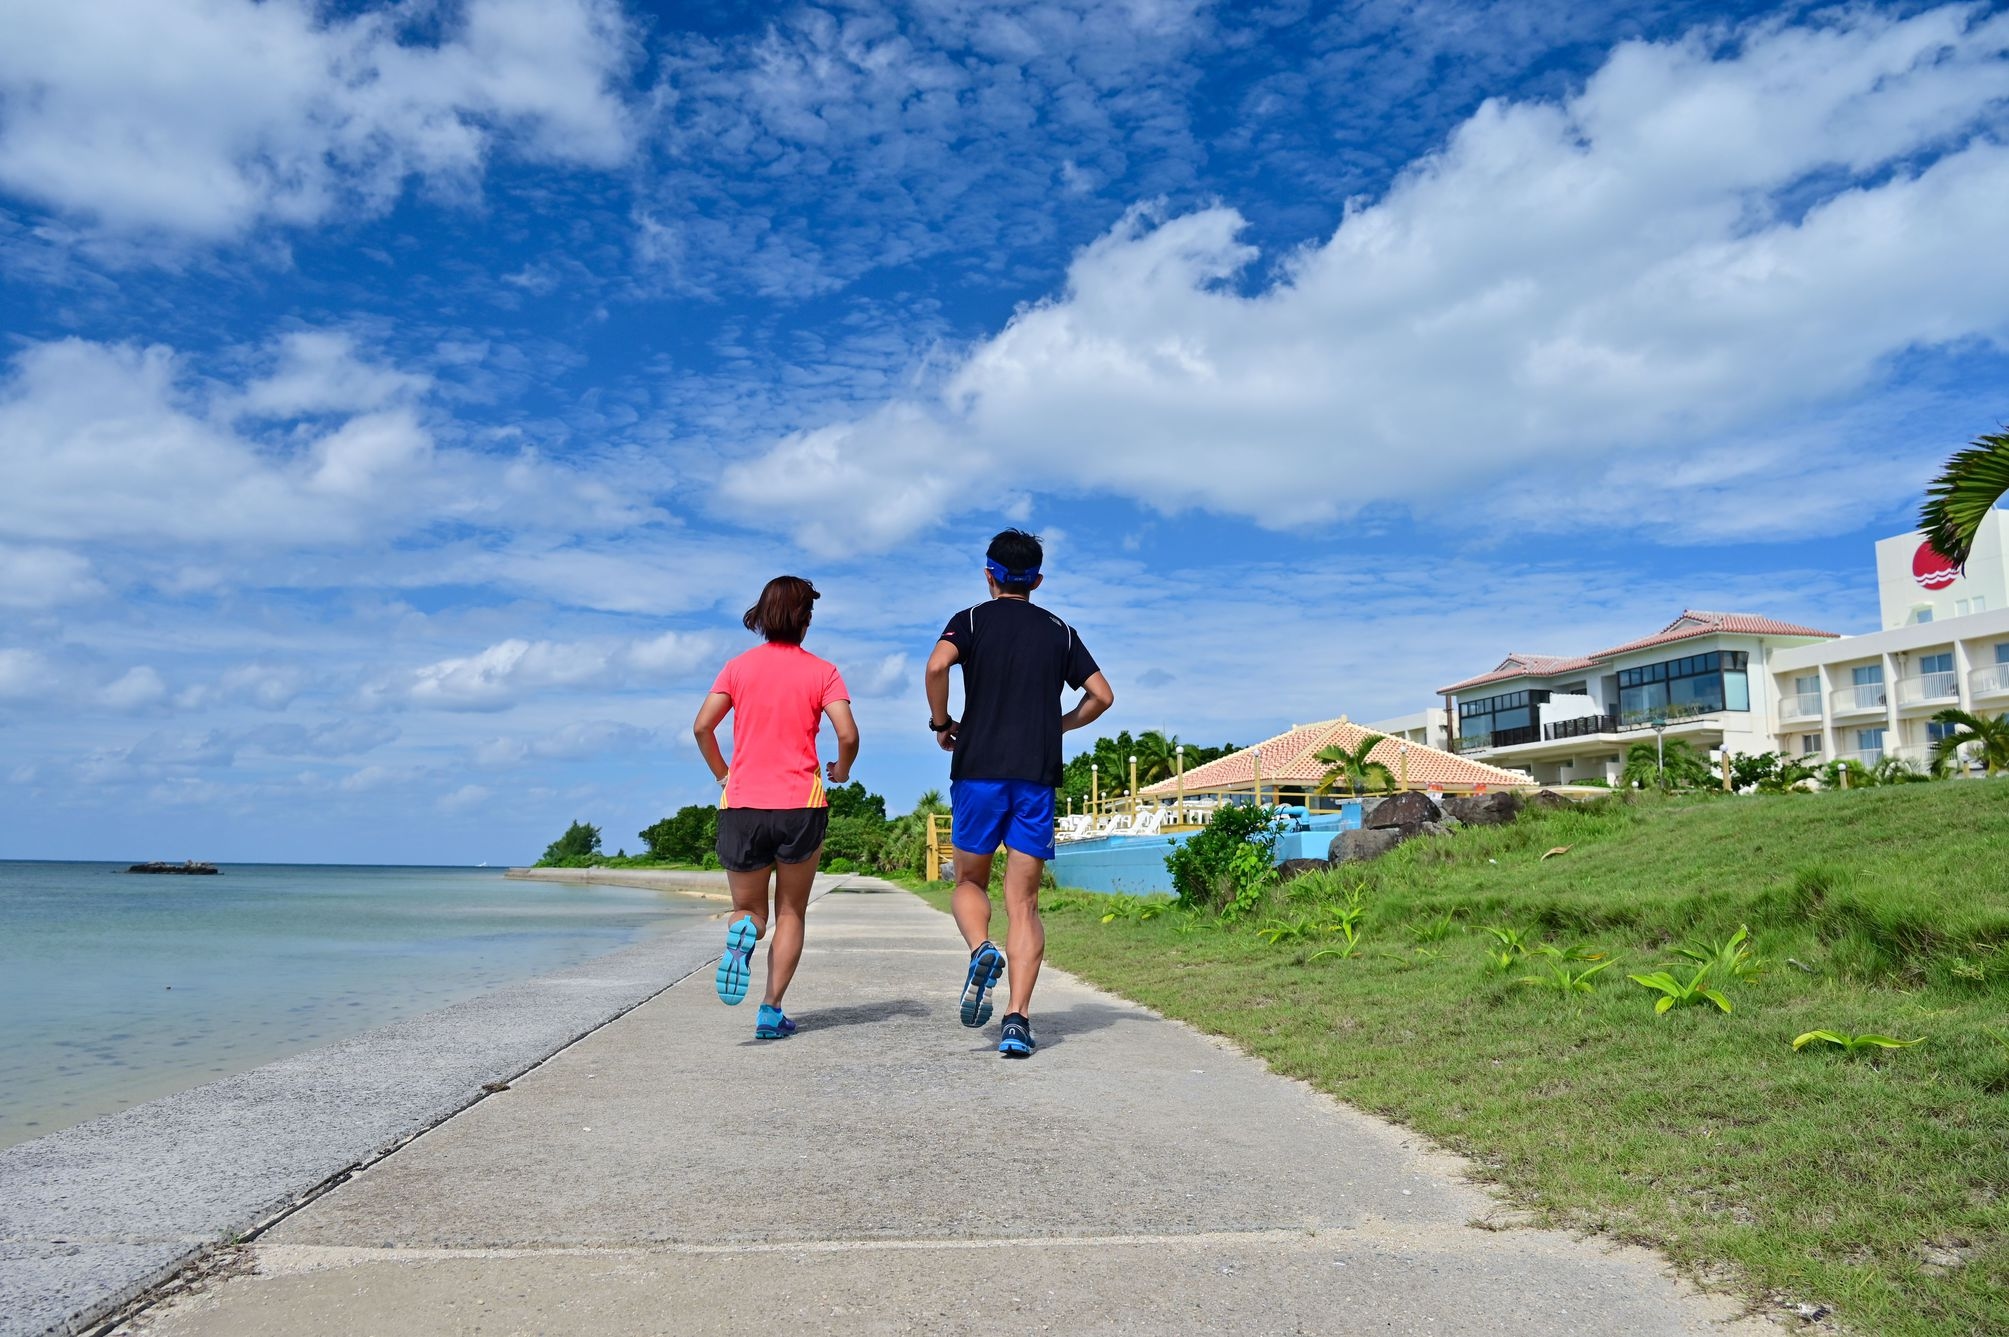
left=917, top=782, right=2009, bottom=1335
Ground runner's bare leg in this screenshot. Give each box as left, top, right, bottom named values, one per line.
left=724, top=867, right=771, bottom=939
left=1001, top=849, right=1045, bottom=1018
left=762, top=853, right=818, bottom=1006
left=951, top=848, right=995, bottom=950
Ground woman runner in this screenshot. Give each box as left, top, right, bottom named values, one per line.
left=692, top=575, right=858, bottom=1038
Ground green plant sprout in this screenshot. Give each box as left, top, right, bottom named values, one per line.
left=1308, top=921, right=1364, bottom=961
left=1673, top=923, right=1766, bottom=980
left=1791, top=1031, right=1925, bottom=1054
left=1518, top=959, right=1616, bottom=995
left=1407, top=911, right=1457, bottom=943
left=1628, top=962, right=1733, bottom=1014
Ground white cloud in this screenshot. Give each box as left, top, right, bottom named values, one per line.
left=0, top=333, right=666, bottom=552
left=0, top=648, right=58, bottom=701
left=233, top=331, right=430, bottom=419
left=100, top=666, right=168, bottom=712
left=0, top=0, right=636, bottom=245
left=472, top=719, right=655, bottom=766
left=396, top=630, right=718, bottom=711
left=0, top=543, right=104, bottom=608
left=849, top=652, right=911, bottom=699
left=439, top=783, right=493, bottom=813
left=721, top=5, right=2009, bottom=547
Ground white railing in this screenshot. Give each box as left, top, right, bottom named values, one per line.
left=1834, top=747, right=1884, bottom=768
left=1829, top=682, right=1886, bottom=714
left=1970, top=664, right=2009, bottom=699
left=1777, top=691, right=1823, bottom=723
left=1895, top=671, right=1959, bottom=707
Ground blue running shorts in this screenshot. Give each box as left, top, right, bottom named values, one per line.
left=951, top=779, right=1057, bottom=862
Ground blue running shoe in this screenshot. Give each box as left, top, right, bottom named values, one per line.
left=959, top=941, right=1004, bottom=1028
left=715, top=916, right=757, bottom=1006
left=754, top=1004, right=796, bottom=1039
left=998, top=1012, right=1036, bottom=1058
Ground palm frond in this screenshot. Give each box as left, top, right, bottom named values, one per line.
left=1920, top=430, right=2009, bottom=567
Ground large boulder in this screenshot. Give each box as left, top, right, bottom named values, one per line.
left=1363, top=791, right=1442, bottom=830
left=1276, top=857, right=1330, bottom=883
left=1442, top=791, right=1525, bottom=826
left=1330, top=827, right=1414, bottom=863
left=1528, top=788, right=1574, bottom=811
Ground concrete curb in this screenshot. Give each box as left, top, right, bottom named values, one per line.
left=0, top=876, right=851, bottom=1337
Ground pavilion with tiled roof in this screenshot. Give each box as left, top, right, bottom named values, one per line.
left=1138, top=716, right=1532, bottom=805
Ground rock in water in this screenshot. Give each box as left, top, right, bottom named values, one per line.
left=126, top=860, right=220, bottom=874
left=1364, top=791, right=1442, bottom=830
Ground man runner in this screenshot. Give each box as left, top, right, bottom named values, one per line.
left=925, top=529, right=1114, bottom=1058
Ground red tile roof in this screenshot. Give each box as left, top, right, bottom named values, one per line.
left=1589, top=611, right=1838, bottom=659
left=1436, top=653, right=1598, bottom=695
left=1139, top=718, right=1532, bottom=796
left=1435, top=611, right=1838, bottom=696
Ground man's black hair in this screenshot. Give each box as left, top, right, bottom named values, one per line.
left=986, top=528, right=1043, bottom=595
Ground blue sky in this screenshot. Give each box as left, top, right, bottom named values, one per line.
left=3, top=0, right=2007, bottom=863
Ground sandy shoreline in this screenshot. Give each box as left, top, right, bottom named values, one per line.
left=502, top=866, right=735, bottom=900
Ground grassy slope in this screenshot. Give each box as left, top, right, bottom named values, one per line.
left=925, top=783, right=2009, bottom=1335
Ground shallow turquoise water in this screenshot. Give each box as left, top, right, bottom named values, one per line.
left=0, top=862, right=719, bottom=1148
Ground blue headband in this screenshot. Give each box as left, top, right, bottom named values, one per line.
left=986, top=557, right=1040, bottom=585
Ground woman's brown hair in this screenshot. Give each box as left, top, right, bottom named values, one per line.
left=743, top=575, right=819, bottom=644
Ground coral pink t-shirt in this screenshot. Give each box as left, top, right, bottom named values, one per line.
left=710, top=643, right=850, bottom=810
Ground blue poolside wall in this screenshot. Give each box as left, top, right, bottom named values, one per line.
left=1051, top=805, right=1361, bottom=896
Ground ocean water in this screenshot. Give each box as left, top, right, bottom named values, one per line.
left=0, top=862, right=721, bottom=1149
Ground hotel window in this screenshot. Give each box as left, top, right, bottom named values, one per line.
left=1998, top=643, right=2009, bottom=664
left=1920, top=652, right=1953, bottom=674
left=1927, top=719, right=1961, bottom=743
left=1956, top=599, right=1971, bottom=616
left=1851, top=663, right=1884, bottom=685
left=1457, top=689, right=1549, bottom=744
left=1856, top=727, right=1885, bottom=756
left=1801, top=735, right=1821, bottom=754
left=1615, top=650, right=1749, bottom=723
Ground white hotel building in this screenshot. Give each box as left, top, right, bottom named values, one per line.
left=1433, top=512, right=2009, bottom=784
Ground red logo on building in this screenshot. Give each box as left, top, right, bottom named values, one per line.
left=1912, top=540, right=1959, bottom=591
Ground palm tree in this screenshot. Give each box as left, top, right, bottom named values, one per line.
left=1928, top=708, right=2009, bottom=777
left=1870, top=754, right=1929, bottom=786
left=1314, top=733, right=1394, bottom=797
left=1920, top=429, right=2009, bottom=567
left=1130, top=730, right=1181, bottom=787
left=1622, top=737, right=1713, bottom=789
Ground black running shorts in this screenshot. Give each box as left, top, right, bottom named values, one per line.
left=714, top=807, right=829, bottom=872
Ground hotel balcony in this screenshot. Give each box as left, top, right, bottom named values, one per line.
left=1972, top=664, right=2009, bottom=701
left=1895, top=671, right=1959, bottom=711
left=1777, top=691, right=1823, bottom=724
left=1828, top=683, right=1887, bottom=717
left=1544, top=713, right=1619, bottom=742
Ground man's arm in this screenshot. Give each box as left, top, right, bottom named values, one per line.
left=925, top=640, right=960, bottom=752
left=1061, top=671, right=1114, bottom=734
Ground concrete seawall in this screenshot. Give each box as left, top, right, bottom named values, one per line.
left=0, top=876, right=842, bottom=1337
left=503, top=867, right=734, bottom=899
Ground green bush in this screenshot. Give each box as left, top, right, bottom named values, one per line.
left=639, top=805, right=718, bottom=863
left=1165, top=804, right=1280, bottom=911
left=537, top=820, right=600, bottom=865
left=826, top=857, right=857, bottom=873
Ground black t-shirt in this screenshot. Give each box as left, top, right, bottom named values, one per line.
left=939, top=598, right=1099, bottom=788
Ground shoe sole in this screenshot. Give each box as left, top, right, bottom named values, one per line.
left=754, top=1025, right=793, bottom=1039
left=999, top=1039, right=1034, bottom=1059
left=716, top=918, right=757, bottom=1006
left=959, top=946, right=1004, bottom=1028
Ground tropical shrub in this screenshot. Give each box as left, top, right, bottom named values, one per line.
left=1629, top=963, right=1733, bottom=1014
left=1165, top=803, right=1280, bottom=912
left=537, top=820, right=601, bottom=865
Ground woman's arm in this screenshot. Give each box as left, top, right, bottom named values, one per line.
left=692, top=692, right=732, bottom=782
left=824, top=699, right=859, bottom=784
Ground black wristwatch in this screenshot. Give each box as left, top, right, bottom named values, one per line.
left=929, top=717, right=955, bottom=733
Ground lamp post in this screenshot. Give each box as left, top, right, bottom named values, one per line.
left=1090, top=763, right=1099, bottom=815
left=1398, top=739, right=1409, bottom=792
left=1175, top=744, right=1185, bottom=819
left=1651, top=713, right=1669, bottom=789
left=1129, top=754, right=1139, bottom=816
left=1252, top=746, right=1263, bottom=809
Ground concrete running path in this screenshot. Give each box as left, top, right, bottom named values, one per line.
left=124, top=883, right=1772, bottom=1336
